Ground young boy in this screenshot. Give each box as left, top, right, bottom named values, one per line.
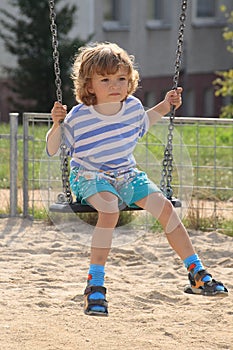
left=46, top=42, right=228, bottom=316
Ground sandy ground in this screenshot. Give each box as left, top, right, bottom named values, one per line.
left=0, top=217, right=232, bottom=350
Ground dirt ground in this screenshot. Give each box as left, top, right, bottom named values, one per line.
left=0, top=217, right=232, bottom=350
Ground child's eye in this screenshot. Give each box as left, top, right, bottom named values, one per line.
left=119, top=77, right=126, bottom=81
left=101, top=78, right=109, bottom=82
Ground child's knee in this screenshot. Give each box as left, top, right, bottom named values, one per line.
left=159, top=197, right=174, bottom=217
left=88, top=192, right=119, bottom=214
left=97, top=200, right=119, bottom=214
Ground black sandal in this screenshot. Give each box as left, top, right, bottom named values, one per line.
left=83, top=285, right=108, bottom=316
left=184, top=270, right=228, bottom=296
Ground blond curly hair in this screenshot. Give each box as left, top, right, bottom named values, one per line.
left=71, top=42, right=139, bottom=105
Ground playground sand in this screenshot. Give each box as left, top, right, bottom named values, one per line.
left=0, top=217, right=232, bottom=350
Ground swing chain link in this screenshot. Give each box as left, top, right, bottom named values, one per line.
left=49, top=0, right=62, bottom=104
left=49, top=0, right=73, bottom=204
left=160, top=0, right=187, bottom=200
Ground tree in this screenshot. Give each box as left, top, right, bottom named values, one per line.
left=213, top=5, right=233, bottom=118
left=0, top=0, right=87, bottom=113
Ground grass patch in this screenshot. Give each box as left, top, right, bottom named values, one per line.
left=143, top=122, right=233, bottom=201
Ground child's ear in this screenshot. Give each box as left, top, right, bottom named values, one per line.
left=87, top=81, right=94, bottom=94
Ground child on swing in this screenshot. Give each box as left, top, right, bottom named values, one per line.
left=46, top=42, right=228, bottom=316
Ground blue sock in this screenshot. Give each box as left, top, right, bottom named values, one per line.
left=183, top=254, right=224, bottom=291
left=183, top=254, right=205, bottom=276
left=87, top=264, right=105, bottom=312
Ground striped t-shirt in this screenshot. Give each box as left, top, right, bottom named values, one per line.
left=63, top=95, right=149, bottom=172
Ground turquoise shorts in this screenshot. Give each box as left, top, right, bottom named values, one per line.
left=70, top=167, right=161, bottom=209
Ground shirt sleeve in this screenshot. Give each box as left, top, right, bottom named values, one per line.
left=63, top=118, right=74, bottom=149
left=138, top=102, right=150, bottom=138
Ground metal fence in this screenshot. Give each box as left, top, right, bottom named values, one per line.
left=0, top=113, right=19, bottom=217
left=1, top=113, right=233, bottom=234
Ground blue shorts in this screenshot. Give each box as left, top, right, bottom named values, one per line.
left=70, top=167, right=161, bottom=209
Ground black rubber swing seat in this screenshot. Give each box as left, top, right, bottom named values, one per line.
left=49, top=197, right=181, bottom=214
left=49, top=201, right=142, bottom=213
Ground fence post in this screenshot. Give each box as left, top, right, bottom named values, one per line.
left=23, top=113, right=29, bottom=217
left=10, top=112, right=19, bottom=217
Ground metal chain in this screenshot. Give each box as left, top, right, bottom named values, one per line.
left=160, top=0, right=188, bottom=199
left=48, top=0, right=73, bottom=203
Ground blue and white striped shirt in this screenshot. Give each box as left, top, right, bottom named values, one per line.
left=63, top=95, right=149, bottom=171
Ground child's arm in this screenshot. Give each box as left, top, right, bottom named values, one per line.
left=46, top=102, right=67, bottom=156
left=147, top=87, right=183, bottom=127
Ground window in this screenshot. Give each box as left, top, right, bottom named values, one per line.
left=196, top=0, right=216, bottom=18
left=103, top=0, right=130, bottom=30
left=104, top=0, right=118, bottom=21
left=146, top=0, right=170, bottom=29
left=192, top=0, right=224, bottom=26
left=147, top=0, right=163, bottom=21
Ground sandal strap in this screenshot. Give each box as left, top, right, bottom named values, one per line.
left=86, top=298, right=108, bottom=308
left=195, top=269, right=212, bottom=282
left=202, top=280, right=228, bottom=295
left=84, top=285, right=107, bottom=296
left=194, top=270, right=228, bottom=294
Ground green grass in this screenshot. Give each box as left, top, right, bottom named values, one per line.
left=139, top=122, right=233, bottom=201
left=0, top=123, right=48, bottom=189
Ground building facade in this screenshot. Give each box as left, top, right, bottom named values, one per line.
left=0, top=0, right=232, bottom=121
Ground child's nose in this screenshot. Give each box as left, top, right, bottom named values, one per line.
left=110, top=80, right=119, bottom=88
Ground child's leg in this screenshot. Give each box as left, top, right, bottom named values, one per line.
left=135, top=193, right=228, bottom=295
left=88, top=191, right=119, bottom=264
left=84, top=191, right=119, bottom=315
left=135, top=192, right=194, bottom=259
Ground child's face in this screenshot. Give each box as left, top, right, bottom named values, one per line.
left=88, top=67, right=129, bottom=105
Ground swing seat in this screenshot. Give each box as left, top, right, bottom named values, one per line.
left=170, top=198, right=182, bottom=208
left=49, top=196, right=181, bottom=213
left=49, top=201, right=143, bottom=213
